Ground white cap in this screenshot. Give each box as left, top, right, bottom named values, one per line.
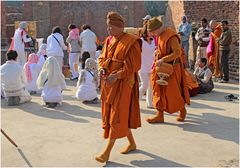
left=142, top=15, right=152, bottom=20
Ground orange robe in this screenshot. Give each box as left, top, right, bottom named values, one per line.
left=98, top=33, right=142, bottom=139
left=208, top=24, right=222, bottom=77
left=151, top=28, right=190, bottom=113
left=185, top=69, right=199, bottom=97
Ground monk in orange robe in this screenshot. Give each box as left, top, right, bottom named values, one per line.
left=208, top=20, right=222, bottom=78
left=146, top=17, right=190, bottom=123
left=95, top=11, right=142, bottom=163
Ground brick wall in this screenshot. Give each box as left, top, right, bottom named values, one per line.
left=167, top=1, right=239, bottom=80
left=3, top=2, right=24, bottom=44
left=3, top=1, right=147, bottom=43
left=29, top=1, right=147, bottom=42
left=1, top=1, right=6, bottom=39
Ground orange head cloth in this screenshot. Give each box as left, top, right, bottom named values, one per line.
left=107, top=11, right=124, bottom=28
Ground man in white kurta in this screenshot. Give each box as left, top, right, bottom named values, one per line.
left=13, top=21, right=32, bottom=65
left=1, top=50, right=31, bottom=105
left=79, top=25, right=97, bottom=59
left=47, top=27, right=67, bottom=68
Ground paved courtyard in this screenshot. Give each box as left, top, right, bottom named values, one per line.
left=1, top=80, right=239, bottom=167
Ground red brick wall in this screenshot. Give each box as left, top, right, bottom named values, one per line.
left=3, top=1, right=147, bottom=43
left=2, top=2, right=24, bottom=44
left=45, top=1, right=147, bottom=42
left=1, top=1, right=6, bottom=39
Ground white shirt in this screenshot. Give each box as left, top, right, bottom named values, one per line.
left=76, top=70, right=97, bottom=101
left=195, top=26, right=211, bottom=42
left=193, top=66, right=212, bottom=83
left=139, top=38, right=155, bottom=73
left=79, top=29, right=97, bottom=52
left=1, top=61, right=26, bottom=92
left=47, top=33, right=67, bottom=57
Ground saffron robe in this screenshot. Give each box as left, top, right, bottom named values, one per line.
left=98, top=33, right=142, bottom=139
left=151, top=28, right=190, bottom=113
left=208, top=24, right=222, bottom=77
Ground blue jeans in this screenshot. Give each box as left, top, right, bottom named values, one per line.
left=182, top=40, right=189, bottom=67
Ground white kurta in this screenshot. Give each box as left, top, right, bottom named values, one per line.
left=1, top=61, right=31, bottom=103
left=79, top=29, right=97, bottom=58
left=139, top=38, right=155, bottom=108
left=76, top=70, right=97, bottom=101
left=139, top=38, right=155, bottom=73
left=13, top=28, right=32, bottom=65
left=25, top=63, right=41, bottom=92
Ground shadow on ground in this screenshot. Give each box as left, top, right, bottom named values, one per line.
left=130, top=149, right=188, bottom=167
left=163, top=113, right=239, bottom=144
left=3, top=101, right=102, bottom=123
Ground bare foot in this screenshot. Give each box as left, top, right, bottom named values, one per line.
left=95, top=153, right=109, bottom=163
left=120, top=144, right=136, bottom=154
left=146, top=116, right=164, bottom=123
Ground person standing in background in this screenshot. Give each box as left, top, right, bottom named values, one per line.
left=178, top=16, right=192, bottom=68
left=139, top=24, right=155, bottom=108
left=66, top=24, right=81, bottom=80
left=79, top=24, right=97, bottom=59
left=218, top=20, right=232, bottom=83
left=195, top=18, right=211, bottom=67
left=46, top=26, right=67, bottom=69
left=13, top=21, right=32, bottom=65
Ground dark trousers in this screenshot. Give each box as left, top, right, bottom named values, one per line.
left=220, top=50, right=230, bottom=81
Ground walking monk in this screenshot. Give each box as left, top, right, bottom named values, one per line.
left=208, top=20, right=222, bottom=78
left=95, top=11, right=142, bottom=163
left=146, top=17, right=190, bottom=123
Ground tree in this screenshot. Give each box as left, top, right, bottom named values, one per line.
left=144, top=1, right=168, bottom=16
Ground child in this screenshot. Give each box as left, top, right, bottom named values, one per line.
left=76, top=58, right=98, bottom=104
left=66, top=24, right=81, bottom=80
left=37, top=56, right=66, bottom=108
left=24, top=53, right=40, bottom=94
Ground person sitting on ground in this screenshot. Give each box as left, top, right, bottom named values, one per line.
left=24, top=53, right=41, bottom=94
left=95, top=45, right=103, bottom=61
left=193, top=57, right=214, bottom=94
left=37, top=56, right=66, bottom=108
left=79, top=51, right=91, bottom=71
left=37, top=43, right=48, bottom=70
left=1, top=50, right=31, bottom=106
left=76, top=58, right=98, bottom=104
left=185, top=69, right=199, bottom=97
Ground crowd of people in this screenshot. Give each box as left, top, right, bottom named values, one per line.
left=0, top=11, right=233, bottom=163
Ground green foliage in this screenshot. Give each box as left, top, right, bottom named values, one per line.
left=144, top=1, right=168, bottom=16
